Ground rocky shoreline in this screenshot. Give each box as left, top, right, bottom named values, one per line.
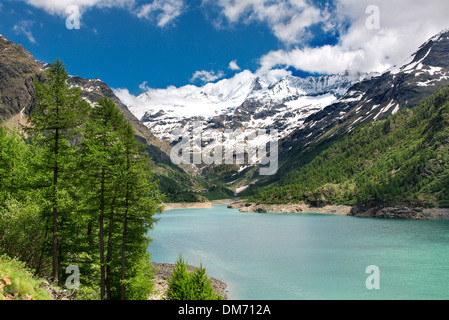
left=228, top=200, right=449, bottom=220
left=349, top=201, right=449, bottom=220
left=162, top=202, right=214, bottom=212
left=162, top=199, right=449, bottom=220
left=149, top=262, right=228, bottom=300
left=227, top=201, right=352, bottom=215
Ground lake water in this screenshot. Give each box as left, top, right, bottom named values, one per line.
left=148, top=204, right=449, bottom=300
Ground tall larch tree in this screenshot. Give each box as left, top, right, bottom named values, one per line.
left=26, top=58, right=88, bottom=285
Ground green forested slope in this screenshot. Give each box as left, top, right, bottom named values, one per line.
left=248, top=85, right=449, bottom=208
left=0, top=61, right=163, bottom=300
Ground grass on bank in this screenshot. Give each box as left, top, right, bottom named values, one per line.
left=0, top=254, right=53, bottom=300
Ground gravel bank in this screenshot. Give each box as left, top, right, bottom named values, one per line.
left=228, top=201, right=352, bottom=215
left=228, top=200, right=449, bottom=220
left=162, top=202, right=214, bottom=212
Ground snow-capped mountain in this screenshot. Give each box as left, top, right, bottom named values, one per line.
left=133, top=70, right=261, bottom=120
left=116, top=70, right=364, bottom=142
left=115, top=28, right=449, bottom=181
left=281, top=28, right=449, bottom=156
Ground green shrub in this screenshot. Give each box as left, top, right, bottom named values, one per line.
left=167, top=255, right=223, bottom=300
left=123, top=254, right=155, bottom=300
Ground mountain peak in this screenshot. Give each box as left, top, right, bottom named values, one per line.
left=428, top=28, right=449, bottom=43
left=387, top=28, right=449, bottom=76
left=251, top=77, right=264, bottom=92
left=118, top=69, right=361, bottom=144
left=294, top=27, right=449, bottom=150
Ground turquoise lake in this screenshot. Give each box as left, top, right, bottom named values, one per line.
left=148, top=204, right=449, bottom=300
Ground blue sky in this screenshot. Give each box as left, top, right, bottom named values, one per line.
left=1, top=0, right=283, bottom=93
left=1, top=0, right=449, bottom=95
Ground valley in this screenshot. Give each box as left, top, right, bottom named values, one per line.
left=3, top=29, right=449, bottom=213
left=2, top=1, right=449, bottom=303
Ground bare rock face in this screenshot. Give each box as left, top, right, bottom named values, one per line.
left=0, top=35, right=41, bottom=121
left=227, top=201, right=352, bottom=215
left=350, top=203, right=425, bottom=219
left=349, top=200, right=449, bottom=220
left=228, top=200, right=449, bottom=220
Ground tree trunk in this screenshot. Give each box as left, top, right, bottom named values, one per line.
left=99, top=167, right=106, bottom=300
left=34, top=218, right=50, bottom=277
left=106, top=195, right=116, bottom=300
left=121, top=153, right=131, bottom=300
left=120, top=213, right=128, bottom=300
left=52, top=127, right=59, bottom=285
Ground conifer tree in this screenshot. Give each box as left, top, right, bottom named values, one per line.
left=26, top=58, right=88, bottom=285
left=0, top=128, right=29, bottom=205
left=79, top=98, right=162, bottom=300
left=119, top=122, right=162, bottom=299
left=79, top=97, right=126, bottom=299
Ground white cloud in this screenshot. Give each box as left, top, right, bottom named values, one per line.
left=256, top=68, right=292, bottom=84
left=13, top=20, right=36, bottom=44
left=254, top=0, right=449, bottom=75
left=113, top=87, right=147, bottom=111
left=331, top=0, right=449, bottom=73
left=206, top=0, right=449, bottom=76
left=22, top=0, right=449, bottom=82
left=190, top=70, right=225, bottom=83
left=23, top=0, right=135, bottom=15
left=205, top=0, right=330, bottom=45
left=136, top=0, right=184, bottom=27
left=228, top=60, right=241, bottom=71
left=258, top=46, right=367, bottom=75
left=21, top=0, right=184, bottom=28
left=139, top=81, right=150, bottom=91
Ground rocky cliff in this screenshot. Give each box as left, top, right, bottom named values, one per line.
left=0, top=35, right=41, bottom=121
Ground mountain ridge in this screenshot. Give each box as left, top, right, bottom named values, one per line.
left=279, top=28, right=449, bottom=162
left=241, top=29, right=449, bottom=210
left=245, top=84, right=449, bottom=213
left=111, top=28, right=449, bottom=192
left=3, top=28, right=449, bottom=201
left=117, top=70, right=365, bottom=142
